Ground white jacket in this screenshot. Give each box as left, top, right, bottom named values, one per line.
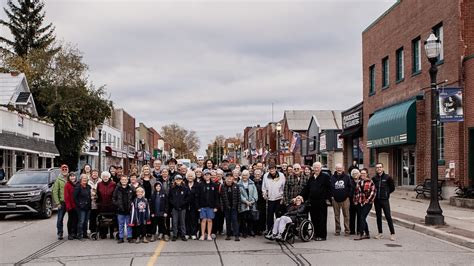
left=262, top=172, right=285, bottom=201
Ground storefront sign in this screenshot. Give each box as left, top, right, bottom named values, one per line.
left=336, top=134, right=343, bottom=149
left=343, top=110, right=362, bottom=129
left=439, top=88, right=463, bottom=122
left=39, top=152, right=56, bottom=158
left=367, top=133, right=407, bottom=148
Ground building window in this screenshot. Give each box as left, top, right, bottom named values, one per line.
left=412, top=37, right=421, bottom=74
left=382, top=56, right=389, bottom=88
left=113, top=136, right=116, bottom=148
left=369, top=65, right=376, bottom=95
left=108, top=133, right=111, bottom=145
left=118, top=137, right=121, bottom=149
left=102, top=131, right=107, bottom=143
left=433, top=23, right=444, bottom=62
left=396, top=47, right=404, bottom=81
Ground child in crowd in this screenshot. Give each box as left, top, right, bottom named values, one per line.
left=113, top=175, right=134, bottom=244
left=130, top=187, right=151, bottom=243
left=169, top=175, right=190, bottom=241
left=197, top=170, right=219, bottom=241
left=151, top=182, right=168, bottom=241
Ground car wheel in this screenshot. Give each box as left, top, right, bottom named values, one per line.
left=40, top=196, right=53, bottom=219
left=0, top=214, right=6, bottom=220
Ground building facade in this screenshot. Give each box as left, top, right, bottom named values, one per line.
left=362, top=0, right=474, bottom=193
left=341, top=102, right=364, bottom=170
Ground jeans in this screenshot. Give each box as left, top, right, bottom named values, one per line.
left=224, top=209, right=239, bottom=237
left=172, top=209, right=186, bottom=237
left=56, top=202, right=66, bottom=236
left=358, top=204, right=372, bottom=236
left=374, top=199, right=395, bottom=234
left=332, top=198, right=350, bottom=234
left=117, top=214, right=132, bottom=239
left=266, top=200, right=282, bottom=232
left=77, top=209, right=90, bottom=238
left=310, top=200, right=328, bottom=239
left=67, top=210, right=78, bottom=237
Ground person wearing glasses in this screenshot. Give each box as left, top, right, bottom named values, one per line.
left=283, top=164, right=308, bottom=207
left=53, top=164, right=69, bottom=240
left=372, top=163, right=396, bottom=241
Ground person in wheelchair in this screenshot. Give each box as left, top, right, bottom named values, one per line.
left=265, top=195, right=307, bottom=241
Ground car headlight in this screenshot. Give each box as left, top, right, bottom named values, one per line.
left=28, top=190, right=42, bottom=196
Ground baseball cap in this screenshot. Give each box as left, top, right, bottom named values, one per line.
left=61, top=164, right=68, bottom=170
left=197, top=155, right=205, bottom=160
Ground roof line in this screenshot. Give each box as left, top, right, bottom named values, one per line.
left=362, top=0, right=401, bottom=34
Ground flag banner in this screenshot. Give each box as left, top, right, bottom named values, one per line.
left=289, top=132, right=299, bottom=153
left=439, top=88, right=463, bottom=122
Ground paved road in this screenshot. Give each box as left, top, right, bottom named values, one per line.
left=1, top=209, right=472, bottom=265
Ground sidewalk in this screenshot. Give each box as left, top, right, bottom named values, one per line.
left=369, top=189, right=474, bottom=249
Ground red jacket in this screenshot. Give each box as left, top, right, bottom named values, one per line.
left=97, top=180, right=116, bottom=213
left=64, top=181, right=76, bottom=211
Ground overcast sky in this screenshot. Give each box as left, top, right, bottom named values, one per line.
left=2, top=0, right=395, bottom=154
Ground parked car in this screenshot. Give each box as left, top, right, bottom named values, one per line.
left=0, top=168, right=61, bottom=219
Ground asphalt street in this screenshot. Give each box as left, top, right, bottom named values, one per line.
left=0, top=209, right=473, bottom=266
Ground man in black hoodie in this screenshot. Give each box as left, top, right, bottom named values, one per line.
left=330, top=163, right=352, bottom=236
left=372, top=163, right=396, bottom=241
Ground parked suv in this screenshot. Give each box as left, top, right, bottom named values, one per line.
left=0, top=168, right=61, bottom=219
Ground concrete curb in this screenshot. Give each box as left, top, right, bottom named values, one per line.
left=369, top=211, right=474, bottom=250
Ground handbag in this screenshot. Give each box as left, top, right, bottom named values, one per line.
left=250, top=209, right=260, bottom=221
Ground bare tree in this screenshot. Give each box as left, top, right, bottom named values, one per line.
left=161, top=123, right=200, bottom=159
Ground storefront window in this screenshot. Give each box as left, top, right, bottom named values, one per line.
left=369, top=148, right=376, bottom=167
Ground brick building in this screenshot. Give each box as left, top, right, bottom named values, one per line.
left=362, top=0, right=474, bottom=194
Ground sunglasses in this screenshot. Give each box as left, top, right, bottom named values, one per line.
left=294, top=168, right=301, bottom=170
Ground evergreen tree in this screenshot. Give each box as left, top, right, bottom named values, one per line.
left=0, top=0, right=58, bottom=56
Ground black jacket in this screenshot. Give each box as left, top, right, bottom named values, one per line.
left=74, top=184, right=92, bottom=210
left=186, top=182, right=199, bottom=210
left=169, top=185, right=190, bottom=210
left=284, top=204, right=307, bottom=223
left=300, top=172, right=331, bottom=203
left=220, top=183, right=240, bottom=211
left=372, top=172, right=395, bottom=200
left=158, top=177, right=172, bottom=195
left=330, top=172, right=352, bottom=203
left=196, top=181, right=219, bottom=209
left=151, top=191, right=168, bottom=216
left=112, top=185, right=134, bottom=215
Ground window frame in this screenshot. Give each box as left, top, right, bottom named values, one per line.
left=382, top=56, right=390, bottom=89
left=412, top=37, right=422, bottom=75
left=396, top=47, right=404, bottom=82
left=369, top=64, right=376, bottom=95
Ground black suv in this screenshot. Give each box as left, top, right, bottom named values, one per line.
left=0, top=168, right=61, bottom=219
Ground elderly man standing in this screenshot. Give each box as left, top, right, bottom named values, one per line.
left=330, top=163, right=352, bottom=236
left=283, top=163, right=308, bottom=207
left=300, top=162, right=331, bottom=241
left=152, top=160, right=162, bottom=179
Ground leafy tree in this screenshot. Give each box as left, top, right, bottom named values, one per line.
left=0, top=0, right=58, bottom=56
left=161, top=123, right=200, bottom=160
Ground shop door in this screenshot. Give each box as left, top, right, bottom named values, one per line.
left=401, top=148, right=416, bottom=186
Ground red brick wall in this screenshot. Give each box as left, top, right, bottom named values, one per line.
left=122, top=110, right=135, bottom=147
left=362, top=0, right=464, bottom=184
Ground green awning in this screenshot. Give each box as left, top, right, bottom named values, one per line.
left=367, top=100, right=416, bottom=148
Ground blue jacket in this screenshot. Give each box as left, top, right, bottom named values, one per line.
left=238, top=179, right=258, bottom=213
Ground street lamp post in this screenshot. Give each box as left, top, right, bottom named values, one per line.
left=276, top=122, right=282, bottom=165
left=97, top=124, right=103, bottom=172
left=424, top=33, right=444, bottom=225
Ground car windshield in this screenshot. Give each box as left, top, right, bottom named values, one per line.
left=7, top=172, right=49, bottom=185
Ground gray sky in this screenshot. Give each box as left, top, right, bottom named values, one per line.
left=3, top=0, right=395, bottom=154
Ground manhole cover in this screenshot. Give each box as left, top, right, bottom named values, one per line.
left=385, top=244, right=402, bottom=248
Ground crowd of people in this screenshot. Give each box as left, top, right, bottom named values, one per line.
left=52, top=157, right=397, bottom=244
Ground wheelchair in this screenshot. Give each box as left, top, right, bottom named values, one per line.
left=279, top=213, right=314, bottom=244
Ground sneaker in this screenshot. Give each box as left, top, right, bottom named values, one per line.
left=344, top=232, right=350, bottom=237
left=235, top=236, right=240, bottom=241
left=191, top=235, right=197, bottom=240
left=135, top=238, right=141, bottom=244
left=225, top=236, right=231, bottom=240
left=150, top=235, right=156, bottom=242
left=127, top=238, right=133, bottom=243
left=185, top=235, right=190, bottom=240
left=117, top=238, right=124, bottom=244
left=199, top=236, right=205, bottom=241
left=143, top=238, right=149, bottom=243
left=67, top=235, right=74, bottom=240
left=157, top=233, right=163, bottom=240
left=164, top=235, right=170, bottom=242
left=354, top=235, right=364, bottom=241
left=275, top=234, right=282, bottom=240
left=211, top=233, right=216, bottom=239
left=374, top=233, right=383, bottom=239
left=363, top=234, right=370, bottom=240
left=207, top=234, right=213, bottom=241
left=390, top=234, right=396, bottom=241
left=181, top=236, right=187, bottom=241
left=171, top=236, right=177, bottom=242
left=334, top=232, right=340, bottom=236
left=58, top=234, right=64, bottom=240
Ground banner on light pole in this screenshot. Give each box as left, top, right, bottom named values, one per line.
left=439, top=88, right=463, bottom=122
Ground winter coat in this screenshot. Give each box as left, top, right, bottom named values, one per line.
left=196, top=181, right=220, bottom=209
left=73, top=184, right=92, bottom=210
left=138, top=176, right=157, bottom=200
left=158, top=177, right=172, bottom=195
left=187, top=182, right=199, bottom=210
left=169, top=185, right=190, bottom=210
left=113, top=185, right=134, bottom=215
left=88, top=178, right=101, bottom=210
left=372, top=172, right=395, bottom=200
left=220, top=183, right=240, bottom=211
left=330, top=172, right=352, bottom=203
left=52, top=175, right=66, bottom=205
left=97, top=180, right=116, bottom=213
left=151, top=191, right=168, bottom=216
left=237, top=180, right=258, bottom=213
left=130, top=197, right=151, bottom=226
left=64, top=181, right=76, bottom=211
left=300, top=172, right=331, bottom=203
left=284, top=174, right=309, bottom=205
left=262, top=172, right=286, bottom=201
left=284, top=204, right=307, bottom=223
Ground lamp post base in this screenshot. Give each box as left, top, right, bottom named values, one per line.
left=425, top=213, right=445, bottom=225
